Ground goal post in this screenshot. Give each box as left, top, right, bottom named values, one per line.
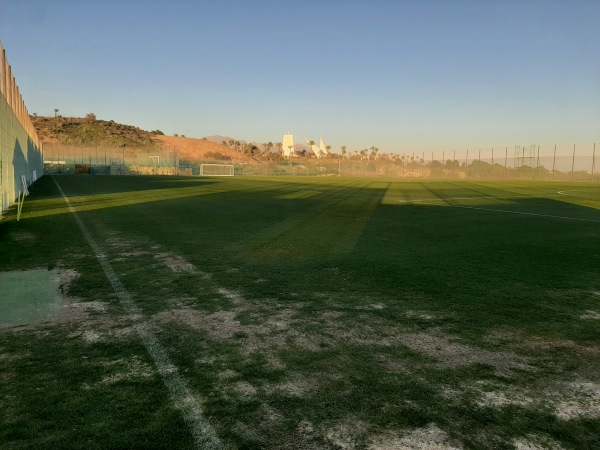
left=199, top=164, right=235, bottom=176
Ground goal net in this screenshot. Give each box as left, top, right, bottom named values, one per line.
left=199, top=164, right=235, bottom=176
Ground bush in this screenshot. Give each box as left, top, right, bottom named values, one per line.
left=205, top=152, right=231, bottom=161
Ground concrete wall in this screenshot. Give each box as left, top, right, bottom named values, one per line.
left=0, top=42, right=43, bottom=214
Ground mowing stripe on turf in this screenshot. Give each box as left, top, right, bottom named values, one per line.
left=52, top=176, right=222, bottom=450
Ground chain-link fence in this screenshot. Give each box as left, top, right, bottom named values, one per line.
left=43, top=142, right=598, bottom=181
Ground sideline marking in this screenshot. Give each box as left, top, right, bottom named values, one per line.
left=398, top=198, right=600, bottom=223
left=444, top=204, right=600, bottom=222
left=52, top=176, right=222, bottom=450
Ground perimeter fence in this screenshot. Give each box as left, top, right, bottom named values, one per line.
left=44, top=142, right=598, bottom=182
left=0, top=42, right=44, bottom=214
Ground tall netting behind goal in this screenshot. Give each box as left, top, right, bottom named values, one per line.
left=199, top=164, right=235, bottom=176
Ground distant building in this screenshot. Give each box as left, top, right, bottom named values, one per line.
left=304, top=135, right=329, bottom=159
left=282, top=134, right=295, bottom=157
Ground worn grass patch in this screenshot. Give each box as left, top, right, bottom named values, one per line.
left=1, top=175, right=599, bottom=449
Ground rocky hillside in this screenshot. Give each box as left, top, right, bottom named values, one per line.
left=31, top=114, right=255, bottom=162
left=30, top=114, right=161, bottom=147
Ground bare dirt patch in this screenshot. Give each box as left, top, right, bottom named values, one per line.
left=154, top=252, right=197, bottom=273
left=217, top=369, right=239, bottom=381
left=368, top=423, right=462, bottom=450
left=68, top=300, right=108, bottom=313
left=98, top=355, right=154, bottom=385
left=461, top=378, right=600, bottom=421
left=397, top=331, right=533, bottom=376
left=513, top=434, right=566, bottom=450
left=335, top=321, right=533, bottom=377
left=120, top=251, right=150, bottom=257
left=325, top=419, right=368, bottom=449
left=266, top=375, right=317, bottom=398
left=404, top=310, right=437, bottom=320
left=228, top=381, right=258, bottom=398
left=153, top=304, right=320, bottom=358
left=553, top=381, right=600, bottom=420
left=580, top=310, right=600, bottom=320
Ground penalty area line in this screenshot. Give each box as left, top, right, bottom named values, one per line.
left=52, top=176, right=222, bottom=450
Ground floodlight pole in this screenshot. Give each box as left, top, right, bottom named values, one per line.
left=592, top=143, right=596, bottom=180
left=552, top=144, right=556, bottom=179
left=453, top=150, right=456, bottom=176
left=535, top=145, right=540, bottom=181
left=571, top=144, right=575, bottom=179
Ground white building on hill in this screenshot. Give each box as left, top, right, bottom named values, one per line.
left=304, top=136, right=329, bottom=158
left=282, top=134, right=295, bottom=157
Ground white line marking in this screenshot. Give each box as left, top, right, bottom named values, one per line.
left=398, top=199, right=600, bottom=223
left=52, top=177, right=222, bottom=450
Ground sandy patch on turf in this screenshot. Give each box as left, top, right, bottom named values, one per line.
left=217, top=369, right=239, bottom=381
left=68, top=300, right=108, bottom=312
left=404, top=310, right=437, bottom=320
left=513, top=435, right=565, bottom=450
left=154, top=252, right=197, bottom=273
left=466, top=379, right=600, bottom=420
left=59, top=269, right=80, bottom=290
left=553, top=381, right=600, bottom=420
left=81, top=330, right=102, bottom=343
left=120, top=251, right=150, bottom=257
left=368, top=423, right=462, bottom=450
left=217, top=288, right=246, bottom=305
left=99, top=355, right=154, bottom=384
left=267, top=375, right=317, bottom=398
left=154, top=305, right=326, bottom=358
left=580, top=310, right=600, bottom=320
left=397, top=331, right=533, bottom=376
left=486, top=328, right=600, bottom=361
left=333, top=320, right=532, bottom=377
left=106, top=235, right=133, bottom=249
left=156, top=309, right=246, bottom=340
left=325, top=419, right=367, bottom=449
left=228, top=381, right=257, bottom=397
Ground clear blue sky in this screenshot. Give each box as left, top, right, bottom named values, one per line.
left=1, top=0, right=599, bottom=154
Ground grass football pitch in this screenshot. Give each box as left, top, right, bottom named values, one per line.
left=1, top=175, right=599, bottom=449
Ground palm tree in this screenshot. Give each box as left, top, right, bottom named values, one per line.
left=341, top=146, right=347, bottom=157
left=370, top=146, right=379, bottom=159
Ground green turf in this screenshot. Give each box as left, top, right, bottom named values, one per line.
left=1, top=175, right=599, bottom=449
left=0, top=269, right=64, bottom=328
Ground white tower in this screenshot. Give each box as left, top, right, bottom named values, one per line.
left=282, top=134, right=295, bottom=157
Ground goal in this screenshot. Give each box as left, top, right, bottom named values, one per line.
left=199, top=164, right=235, bottom=176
